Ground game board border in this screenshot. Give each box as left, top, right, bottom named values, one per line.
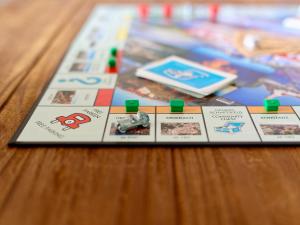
left=10, top=100, right=300, bottom=146
left=9, top=140, right=300, bottom=147
left=8, top=5, right=300, bottom=147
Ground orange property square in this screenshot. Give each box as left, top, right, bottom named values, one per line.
left=110, top=106, right=155, bottom=114
left=247, top=106, right=294, bottom=114
left=156, top=106, right=202, bottom=114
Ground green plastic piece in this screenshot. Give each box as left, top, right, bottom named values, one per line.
left=170, top=99, right=184, bottom=112
left=125, top=100, right=139, bottom=112
left=264, top=99, right=280, bottom=112
left=110, top=47, right=118, bottom=57
left=108, top=57, right=116, bottom=68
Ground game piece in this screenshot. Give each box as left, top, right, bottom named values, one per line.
left=209, top=4, right=219, bottom=23
left=243, top=34, right=260, bottom=50
left=110, top=47, right=118, bottom=57
left=117, top=111, right=150, bottom=134
left=163, top=3, right=173, bottom=20
left=125, top=99, right=139, bottom=112
left=139, top=4, right=149, bottom=21
left=170, top=99, right=184, bottom=112
left=264, top=99, right=280, bottom=112
left=107, top=57, right=117, bottom=73
left=108, top=57, right=116, bottom=67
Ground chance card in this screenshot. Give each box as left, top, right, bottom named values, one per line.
left=136, top=56, right=237, bottom=96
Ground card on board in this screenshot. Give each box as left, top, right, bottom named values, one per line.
left=136, top=56, right=237, bottom=97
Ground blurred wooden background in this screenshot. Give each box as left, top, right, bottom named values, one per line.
left=1, top=0, right=300, bottom=225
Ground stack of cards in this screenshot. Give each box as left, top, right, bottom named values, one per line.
left=136, top=56, right=237, bottom=98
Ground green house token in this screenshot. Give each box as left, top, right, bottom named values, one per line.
left=125, top=100, right=139, bottom=112
left=110, top=47, right=118, bottom=57
left=108, top=57, right=116, bottom=68
left=264, top=99, right=280, bottom=112
left=170, top=99, right=184, bottom=112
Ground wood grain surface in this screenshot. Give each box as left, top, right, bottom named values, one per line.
left=1, top=0, right=300, bottom=225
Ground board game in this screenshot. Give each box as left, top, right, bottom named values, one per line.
left=10, top=4, right=300, bottom=146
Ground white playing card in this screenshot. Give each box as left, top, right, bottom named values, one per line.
left=136, top=56, right=237, bottom=96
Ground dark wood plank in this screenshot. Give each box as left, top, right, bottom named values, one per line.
left=0, top=3, right=96, bottom=222
left=0, top=0, right=87, bottom=107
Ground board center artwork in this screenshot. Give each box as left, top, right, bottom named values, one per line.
left=10, top=4, right=300, bottom=145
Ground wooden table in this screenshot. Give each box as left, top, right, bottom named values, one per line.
left=1, top=0, right=300, bottom=224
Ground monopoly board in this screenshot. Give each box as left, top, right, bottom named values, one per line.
left=10, top=4, right=300, bottom=146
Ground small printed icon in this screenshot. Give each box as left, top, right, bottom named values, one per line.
left=215, top=122, right=245, bottom=133
left=58, top=77, right=102, bottom=85
left=164, top=69, right=209, bottom=80
left=51, top=113, right=91, bottom=131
